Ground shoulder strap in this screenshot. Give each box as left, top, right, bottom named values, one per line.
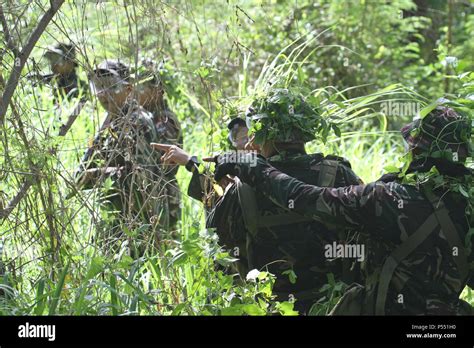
left=316, top=159, right=339, bottom=187
left=423, top=188, right=469, bottom=283
left=235, top=178, right=314, bottom=235
left=375, top=212, right=439, bottom=315
left=235, top=178, right=259, bottom=237
left=375, top=186, right=468, bottom=315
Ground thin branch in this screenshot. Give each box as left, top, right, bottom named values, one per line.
left=0, top=0, right=65, bottom=124
left=58, top=99, right=87, bottom=136
left=0, top=99, right=85, bottom=222
left=0, top=181, right=32, bottom=220
left=0, top=5, right=19, bottom=56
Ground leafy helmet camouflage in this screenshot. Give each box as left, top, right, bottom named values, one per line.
left=401, top=101, right=472, bottom=163
left=245, top=88, right=322, bottom=144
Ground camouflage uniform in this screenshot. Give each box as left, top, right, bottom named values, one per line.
left=43, top=43, right=85, bottom=100
left=186, top=117, right=249, bottom=212
left=146, top=103, right=183, bottom=229
left=215, top=104, right=473, bottom=315
left=76, top=101, right=169, bottom=251
left=208, top=150, right=363, bottom=314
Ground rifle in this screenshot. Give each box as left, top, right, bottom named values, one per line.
left=26, top=72, right=55, bottom=86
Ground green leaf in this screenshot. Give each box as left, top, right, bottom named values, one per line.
left=221, top=305, right=244, bottom=315
left=34, top=278, right=46, bottom=315
left=49, top=261, right=70, bottom=315
left=418, top=102, right=438, bottom=119
left=109, top=274, right=119, bottom=316
left=282, top=269, right=297, bottom=284
left=276, top=301, right=299, bottom=316
left=458, top=185, right=469, bottom=198
left=384, top=165, right=399, bottom=173
left=241, top=304, right=266, bottom=316
left=171, top=303, right=186, bottom=315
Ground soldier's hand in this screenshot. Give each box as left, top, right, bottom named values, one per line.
left=214, top=152, right=265, bottom=186
left=218, top=175, right=234, bottom=189
left=151, top=143, right=190, bottom=166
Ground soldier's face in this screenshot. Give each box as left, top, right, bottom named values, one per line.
left=90, top=73, right=132, bottom=113
left=51, top=61, right=75, bottom=75
left=47, top=54, right=75, bottom=75
left=96, top=84, right=131, bottom=114
left=231, top=125, right=249, bottom=150
left=137, top=84, right=164, bottom=108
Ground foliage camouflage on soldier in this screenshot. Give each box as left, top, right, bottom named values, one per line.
left=76, top=101, right=171, bottom=246
left=208, top=151, right=363, bottom=314
left=137, top=60, right=184, bottom=228
left=214, top=105, right=474, bottom=315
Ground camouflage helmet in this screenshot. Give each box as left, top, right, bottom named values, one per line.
left=94, top=60, right=130, bottom=81
left=90, top=60, right=131, bottom=93
left=245, top=88, right=322, bottom=145
left=44, top=43, right=77, bottom=66
left=401, top=101, right=472, bottom=163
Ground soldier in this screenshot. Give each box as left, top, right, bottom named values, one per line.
left=136, top=63, right=182, bottom=229
left=154, top=89, right=363, bottom=314
left=42, top=43, right=85, bottom=100
left=75, top=60, right=168, bottom=255
left=151, top=117, right=249, bottom=211
left=214, top=100, right=473, bottom=315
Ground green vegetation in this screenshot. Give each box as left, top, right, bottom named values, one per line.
left=0, top=0, right=472, bottom=315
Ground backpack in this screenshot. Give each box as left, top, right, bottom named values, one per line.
left=235, top=155, right=358, bottom=284
left=236, top=155, right=345, bottom=234
left=330, top=186, right=471, bottom=315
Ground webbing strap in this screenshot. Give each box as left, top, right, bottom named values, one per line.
left=375, top=212, right=439, bottom=315
left=318, top=159, right=339, bottom=187
left=236, top=177, right=314, bottom=235
left=375, top=187, right=468, bottom=315
left=424, top=189, right=469, bottom=284
left=235, top=178, right=259, bottom=237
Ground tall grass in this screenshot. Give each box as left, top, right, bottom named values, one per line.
left=0, top=2, right=472, bottom=316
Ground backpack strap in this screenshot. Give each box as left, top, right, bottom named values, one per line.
left=375, top=186, right=468, bottom=315
left=235, top=178, right=314, bottom=233
left=316, top=159, right=339, bottom=187
left=375, top=212, right=439, bottom=315
left=423, top=188, right=469, bottom=284
left=235, top=178, right=259, bottom=237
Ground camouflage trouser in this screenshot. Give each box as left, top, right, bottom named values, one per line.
left=166, top=176, right=181, bottom=230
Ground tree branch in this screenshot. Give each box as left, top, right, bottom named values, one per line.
left=0, top=0, right=65, bottom=124
left=0, top=5, right=19, bottom=56
left=0, top=181, right=32, bottom=220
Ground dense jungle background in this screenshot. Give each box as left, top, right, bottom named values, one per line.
left=0, top=0, right=473, bottom=315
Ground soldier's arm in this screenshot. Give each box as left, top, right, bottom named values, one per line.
left=331, top=156, right=364, bottom=186
left=74, top=132, right=123, bottom=190
left=76, top=166, right=125, bottom=189
left=187, top=165, right=216, bottom=203
left=27, top=73, right=55, bottom=86
left=261, top=166, right=375, bottom=228
left=220, top=157, right=378, bottom=230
